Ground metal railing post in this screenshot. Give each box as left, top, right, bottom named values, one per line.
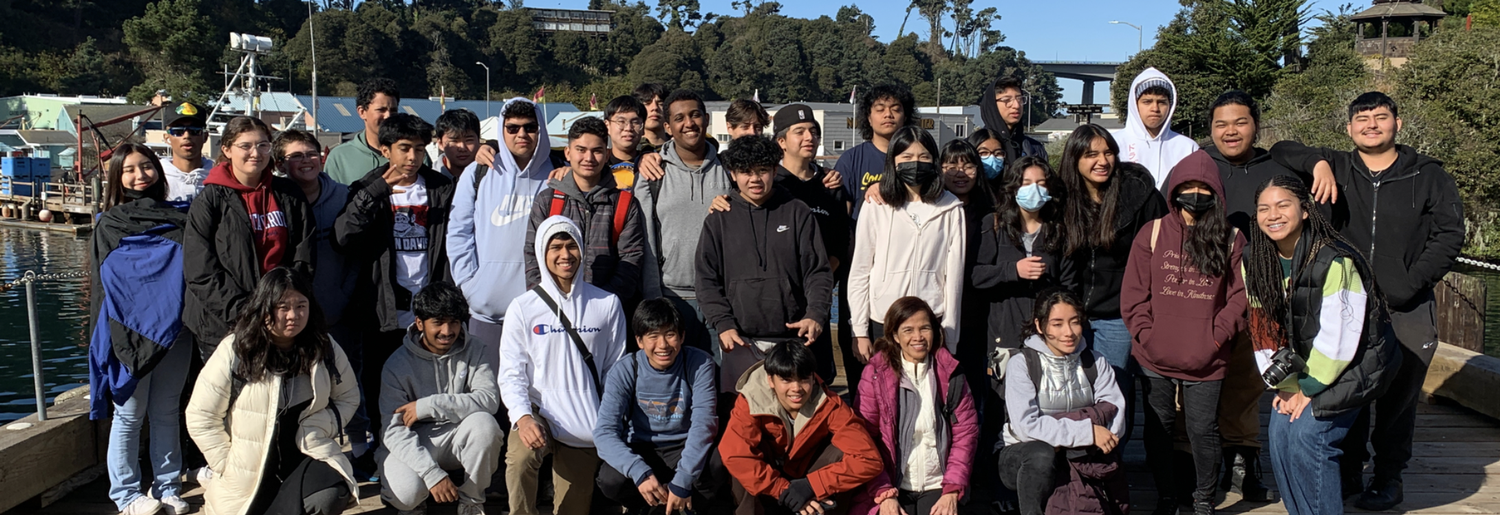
left=24, top=271, right=46, bottom=421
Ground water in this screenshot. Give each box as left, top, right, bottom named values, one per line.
left=1454, top=264, right=1500, bottom=358
left=0, top=229, right=91, bottom=423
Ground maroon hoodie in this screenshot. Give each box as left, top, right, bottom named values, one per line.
left=202, top=162, right=288, bottom=274
left=1121, top=151, right=1247, bottom=381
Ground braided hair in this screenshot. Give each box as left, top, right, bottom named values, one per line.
left=1243, top=175, right=1367, bottom=352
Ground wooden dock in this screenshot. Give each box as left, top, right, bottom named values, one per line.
left=11, top=368, right=1500, bottom=515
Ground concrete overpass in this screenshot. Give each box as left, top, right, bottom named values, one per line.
left=1034, top=60, right=1123, bottom=107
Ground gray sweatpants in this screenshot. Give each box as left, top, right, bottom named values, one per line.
left=381, top=414, right=504, bottom=510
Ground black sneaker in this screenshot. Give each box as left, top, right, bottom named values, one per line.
left=1342, top=473, right=1364, bottom=501
left=1353, top=477, right=1404, bottom=511
left=1192, top=500, right=1215, bottom=515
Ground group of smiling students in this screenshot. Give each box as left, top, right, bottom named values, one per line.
left=86, top=67, right=1462, bottom=515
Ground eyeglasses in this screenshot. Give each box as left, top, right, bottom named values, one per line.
left=232, top=142, right=273, bottom=152
left=168, top=127, right=206, bottom=137
left=281, top=152, right=320, bottom=162
left=977, top=149, right=1002, bottom=158
left=505, top=123, right=540, bottom=135
left=609, top=118, right=644, bottom=129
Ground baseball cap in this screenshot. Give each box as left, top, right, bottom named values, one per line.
left=164, top=101, right=207, bottom=128
left=773, top=104, right=820, bottom=135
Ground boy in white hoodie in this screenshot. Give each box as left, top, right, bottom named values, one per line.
left=1115, top=67, right=1199, bottom=191
left=498, top=216, right=628, bottom=515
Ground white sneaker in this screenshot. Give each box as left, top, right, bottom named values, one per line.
left=457, top=503, right=486, bottom=515
left=120, top=496, right=162, bottom=515
left=158, top=495, right=189, bottom=515
left=396, top=503, right=427, bottom=515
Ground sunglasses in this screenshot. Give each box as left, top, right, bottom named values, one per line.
left=168, top=127, right=206, bottom=137
left=505, top=123, right=540, bottom=135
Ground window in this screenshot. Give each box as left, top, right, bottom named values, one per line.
left=956, top=124, right=967, bottom=138
left=719, top=134, right=731, bottom=142
left=834, top=141, right=845, bottom=151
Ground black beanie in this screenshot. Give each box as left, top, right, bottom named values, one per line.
left=773, top=104, right=820, bottom=135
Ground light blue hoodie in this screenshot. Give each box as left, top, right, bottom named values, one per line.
left=447, top=98, right=555, bottom=323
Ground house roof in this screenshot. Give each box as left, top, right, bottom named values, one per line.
left=294, top=95, right=579, bottom=134
left=14, top=130, right=76, bottom=146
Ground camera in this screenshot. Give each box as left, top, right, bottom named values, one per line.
left=1260, top=347, right=1306, bottom=387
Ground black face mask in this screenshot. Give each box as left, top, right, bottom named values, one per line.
left=1175, top=191, right=1217, bottom=214
left=123, top=188, right=148, bottom=200
left=894, top=161, right=941, bottom=188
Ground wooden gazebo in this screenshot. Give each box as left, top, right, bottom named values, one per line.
left=1352, top=0, right=1448, bottom=60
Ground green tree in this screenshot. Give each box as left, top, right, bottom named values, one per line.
left=122, top=0, right=219, bottom=102
left=1392, top=27, right=1500, bottom=257
left=1262, top=5, right=1369, bottom=149
left=1474, top=0, right=1500, bottom=26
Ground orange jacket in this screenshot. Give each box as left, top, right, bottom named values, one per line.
left=718, top=362, right=884, bottom=502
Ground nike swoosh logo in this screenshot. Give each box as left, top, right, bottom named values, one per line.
left=491, top=205, right=527, bottom=227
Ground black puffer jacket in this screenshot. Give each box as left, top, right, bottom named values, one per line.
left=184, top=178, right=315, bottom=346
left=334, top=164, right=455, bottom=333
left=1286, top=240, right=1401, bottom=417
left=1067, top=162, right=1168, bottom=320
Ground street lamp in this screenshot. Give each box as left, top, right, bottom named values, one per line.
left=475, top=61, right=491, bottom=118
left=1110, top=20, right=1143, bottom=53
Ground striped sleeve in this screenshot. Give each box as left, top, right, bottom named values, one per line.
left=1297, top=257, right=1366, bottom=396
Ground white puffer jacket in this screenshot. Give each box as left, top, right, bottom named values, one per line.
left=185, top=335, right=360, bottom=515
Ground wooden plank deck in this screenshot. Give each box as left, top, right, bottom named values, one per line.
left=13, top=344, right=1500, bottom=515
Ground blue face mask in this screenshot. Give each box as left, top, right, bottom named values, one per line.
left=1016, top=183, right=1051, bottom=212
left=981, top=155, right=1005, bottom=180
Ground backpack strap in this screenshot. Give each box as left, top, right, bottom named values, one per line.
left=1150, top=218, right=1162, bottom=252
left=613, top=190, right=633, bottom=248
left=1081, top=349, right=1099, bottom=386
left=549, top=190, right=567, bottom=218
left=471, top=164, right=490, bottom=190
left=943, top=371, right=966, bottom=422
left=529, top=285, right=603, bottom=400
left=1023, top=348, right=1044, bottom=394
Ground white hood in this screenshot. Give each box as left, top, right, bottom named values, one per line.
left=533, top=215, right=585, bottom=311
left=1115, top=67, right=1199, bottom=190
left=497, top=214, right=627, bottom=448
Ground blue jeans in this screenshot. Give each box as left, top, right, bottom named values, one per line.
left=108, top=336, right=191, bottom=508
left=1268, top=405, right=1357, bottom=515
left=1087, top=317, right=1135, bottom=446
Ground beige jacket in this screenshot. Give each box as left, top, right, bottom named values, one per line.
left=185, top=335, right=360, bottom=515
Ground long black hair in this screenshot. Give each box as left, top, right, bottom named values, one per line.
left=879, top=125, right=943, bottom=209
left=1172, top=180, right=1232, bottom=278
left=1243, top=175, right=1370, bottom=352
left=1059, top=124, right=1123, bottom=255
left=994, top=155, right=1065, bottom=254
left=103, top=142, right=168, bottom=211
left=1021, top=289, right=1086, bottom=340
left=231, top=267, right=332, bottom=382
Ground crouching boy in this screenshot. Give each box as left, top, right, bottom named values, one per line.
left=719, top=341, right=883, bottom=515
left=379, top=282, right=503, bottom=515
left=595, top=298, right=728, bottom=512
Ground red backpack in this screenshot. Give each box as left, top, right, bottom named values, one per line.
left=548, top=162, right=636, bottom=246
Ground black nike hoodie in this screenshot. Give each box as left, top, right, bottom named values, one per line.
left=695, top=188, right=834, bottom=339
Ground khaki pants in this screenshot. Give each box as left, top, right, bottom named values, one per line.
left=1218, top=331, right=1264, bottom=449
left=504, top=410, right=601, bottom=515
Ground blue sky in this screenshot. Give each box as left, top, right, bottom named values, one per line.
left=526, top=0, right=1355, bottom=104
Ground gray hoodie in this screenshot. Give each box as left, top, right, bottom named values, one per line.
left=378, top=324, right=501, bottom=487
left=1001, top=335, right=1125, bottom=447
left=637, top=139, right=733, bottom=299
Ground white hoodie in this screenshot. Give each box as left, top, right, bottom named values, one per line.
left=1113, top=67, right=1199, bottom=191
left=847, top=190, right=966, bottom=349
left=498, top=216, right=628, bottom=448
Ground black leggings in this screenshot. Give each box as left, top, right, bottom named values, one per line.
left=996, top=441, right=1060, bottom=515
